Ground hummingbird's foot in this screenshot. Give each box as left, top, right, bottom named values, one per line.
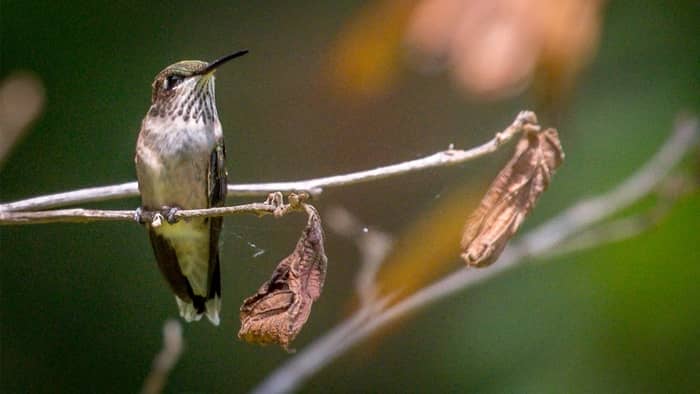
left=134, top=207, right=147, bottom=224
left=161, top=206, right=181, bottom=224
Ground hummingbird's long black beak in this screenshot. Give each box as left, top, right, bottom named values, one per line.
left=196, top=50, right=249, bottom=76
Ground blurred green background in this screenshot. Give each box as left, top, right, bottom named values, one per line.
left=1, top=1, right=698, bottom=393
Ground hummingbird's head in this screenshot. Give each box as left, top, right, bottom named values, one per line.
left=148, top=50, right=248, bottom=123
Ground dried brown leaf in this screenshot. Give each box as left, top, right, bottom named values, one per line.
left=461, top=128, right=564, bottom=267
left=239, top=204, right=327, bottom=350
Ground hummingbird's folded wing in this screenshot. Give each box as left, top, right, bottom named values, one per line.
left=148, top=229, right=197, bottom=304
left=206, top=141, right=227, bottom=303
left=208, top=142, right=227, bottom=209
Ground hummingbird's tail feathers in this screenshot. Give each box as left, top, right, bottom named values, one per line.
left=176, top=297, right=203, bottom=322
left=204, top=235, right=222, bottom=326
left=205, top=296, right=221, bottom=326
left=174, top=295, right=220, bottom=325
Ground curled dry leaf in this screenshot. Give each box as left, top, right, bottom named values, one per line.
left=461, top=128, right=564, bottom=267
left=239, top=204, right=328, bottom=350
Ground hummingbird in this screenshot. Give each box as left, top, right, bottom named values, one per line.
left=135, top=50, right=248, bottom=325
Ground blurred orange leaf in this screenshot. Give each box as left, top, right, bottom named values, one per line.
left=327, top=0, right=605, bottom=107
left=374, top=182, right=483, bottom=303
left=325, top=0, right=419, bottom=98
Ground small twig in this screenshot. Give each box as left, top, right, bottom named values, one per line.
left=0, top=111, right=536, bottom=212
left=0, top=182, right=140, bottom=212
left=325, top=206, right=394, bottom=306
left=250, top=116, right=698, bottom=394
left=141, top=319, right=184, bottom=394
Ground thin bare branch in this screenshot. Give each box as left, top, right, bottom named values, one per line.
left=539, top=169, right=697, bottom=259
left=542, top=215, right=650, bottom=258
left=250, top=116, right=698, bottom=394
left=0, top=111, right=537, bottom=212
left=230, top=110, right=536, bottom=196
left=141, top=319, right=184, bottom=394
left=0, top=201, right=298, bottom=225
left=0, top=208, right=137, bottom=224
left=0, top=182, right=139, bottom=212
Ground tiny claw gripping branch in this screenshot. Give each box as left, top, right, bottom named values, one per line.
left=133, top=207, right=165, bottom=227
left=134, top=207, right=146, bottom=224
left=461, top=126, right=564, bottom=267
left=161, top=206, right=180, bottom=224
left=238, top=203, right=327, bottom=350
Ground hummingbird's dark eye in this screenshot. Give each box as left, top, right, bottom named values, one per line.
left=164, top=75, right=183, bottom=91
